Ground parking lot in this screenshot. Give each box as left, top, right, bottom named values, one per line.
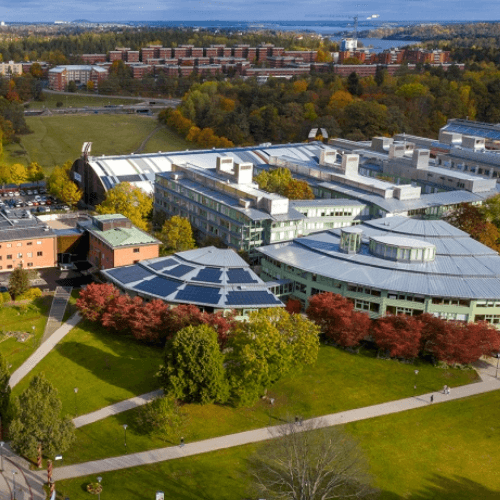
left=0, top=187, right=70, bottom=214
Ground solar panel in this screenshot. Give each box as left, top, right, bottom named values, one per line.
left=175, top=285, right=221, bottom=305
left=192, top=267, right=222, bottom=283
left=106, top=265, right=153, bottom=284
left=133, top=276, right=180, bottom=297
left=148, top=258, right=178, bottom=271
left=226, top=291, right=281, bottom=306
left=227, top=268, right=258, bottom=284
left=164, top=264, right=195, bottom=278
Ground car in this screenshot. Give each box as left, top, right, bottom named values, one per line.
left=13, top=192, right=20, bottom=197
left=26, top=201, right=33, bottom=206
left=32, top=190, right=38, bottom=195
left=19, top=190, right=25, bottom=196
left=32, top=201, right=38, bottom=206
left=0, top=286, right=8, bottom=293
left=26, top=190, right=33, bottom=195
left=15, top=202, right=23, bottom=208
left=62, top=205, right=70, bottom=211
left=37, top=206, right=50, bottom=213
left=45, top=200, right=52, bottom=205
left=39, top=188, right=46, bottom=194
left=8, top=192, right=14, bottom=197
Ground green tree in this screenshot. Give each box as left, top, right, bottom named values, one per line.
left=0, top=353, right=11, bottom=426
left=158, top=215, right=196, bottom=254
left=67, top=81, right=77, bottom=92
left=96, top=182, right=152, bottom=231
left=27, top=162, right=44, bottom=186
left=347, top=71, right=363, bottom=96
left=0, top=164, right=10, bottom=186
left=158, top=324, right=229, bottom=404
left=8, top=267, right=30, bottom=300
left=47, top=163, right=82, bottom=207
left=9, top=373, right=75, bottom=459
left=226, top=308, right=320, bottom=406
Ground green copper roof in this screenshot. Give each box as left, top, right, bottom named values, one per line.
left=91, top=225, right=159, bottom=248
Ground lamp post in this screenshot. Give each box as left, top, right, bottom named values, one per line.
left=413, top=369, right=419, bottom=393
left=74, top=387, right=78, bottom=417
left=495, top=352, right=500, bottom=379
left=0, top=441, right=4, bottom=471
left=11, top=470, right=17, bottom=500
left=123, top=424, right=128, bottom=449
left=97, top=476, right=102, bottom=500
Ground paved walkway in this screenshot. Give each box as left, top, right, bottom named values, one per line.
left=9, top=312, right=82, bottom=388
left=73, top=389, right=163, bottom=428
left=45, top=374, right=500, bottom=482
left=42, top=286, right=72, bottom=342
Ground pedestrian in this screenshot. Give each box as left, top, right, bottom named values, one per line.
left=446, top=387, right=450, bottom=395
left=430, top=395, right=434, bottom=403
left=180, top=437, right=184, bottom=447
left=443, top=385, right=448, bottom=394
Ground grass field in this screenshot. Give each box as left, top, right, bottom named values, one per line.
left=51, top=334, right=477, bottom=465
left=0, top=296, right=51, bottom=372
left=2, top=114, right=192, bottom=172
left=55, top=390, right=500, bottom=500
left=11, top=320, right=164, bottom=417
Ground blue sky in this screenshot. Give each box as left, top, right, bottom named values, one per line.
left=0, top=0, right=498, bottom=23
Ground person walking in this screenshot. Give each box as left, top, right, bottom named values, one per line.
left=430, top=395, right=434, bottom=403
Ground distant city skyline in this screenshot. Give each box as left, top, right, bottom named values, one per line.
left=0, top=1, right=498, bottom=24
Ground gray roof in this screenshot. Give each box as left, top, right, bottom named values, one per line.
left=0, top=209, right=55, bottom=242
left=257, top=216, right=500, bottom=299
left=102, top=246, right=283, bottom=309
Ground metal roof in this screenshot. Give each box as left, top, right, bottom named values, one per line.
left=102, top=246, right=283, bottom=309
left=257, top=216, right=500, bottom=299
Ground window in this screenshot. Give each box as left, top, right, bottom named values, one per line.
left=37, top=241, right=42, bottom=245
left=6, top=244, right=11, bottom=248
left=27, top=263, right=33, bottom=267
left=27, top=252, right=32, bottom=258
left=17, top=253, right=22, bottom=258
left=6, top=255, right=12, bottom=260
left=16, top=243, right=22, bottom=247
left=27, top=242, right=32, bottom=246
left=133, top=248, right=140, bottom=253
left=37, top=251, right=43, bottom=257
left=7, top=265, right=12, bottom=269
left=133, top=260, right=139, bottom=264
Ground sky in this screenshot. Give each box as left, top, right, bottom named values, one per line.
left=0, top=0, right=498, bottom=23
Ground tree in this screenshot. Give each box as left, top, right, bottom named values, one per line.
left=27, top=162, right=44, bottom=186
left=226, top=308, right=319, bottom=406
left=371, top=314, right=423, bottom=359
left=158, top=324, right=229, bottom=404
left=76, top=283, right=120, bottom=322
left=306, top=293, right=371, bottom=348
left=67, top=81, right=77, bottom=92
left=158, top=216, right=196, bottom=254
left=283, top=178, right=314, bottom=200
left=0, top=353, right=11, bottom=427
left=347, top=71, right=363, bottom=96
left=8, top=267, right=30, bottom=300
left=96, top=182, right=152, bottom=231
left=250, top=419, right=375, bottom=500
left=9, top=373, right=75, bottom=459
left=285, top=298, right=302, bottom=314
left=47, top=163, right=82, bottom=207
left=9, top=163, right=27, bottom=185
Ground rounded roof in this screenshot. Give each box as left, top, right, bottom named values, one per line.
left=370, top=235, right=435, bottom=249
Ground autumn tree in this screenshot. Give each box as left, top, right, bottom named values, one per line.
left=371, top=314, right=423, bottom=359
left=157, top=215, right=196, bottom=254
left=47, top=162, right=82, bottom=207
left=9, top=373, right=75, bottom=460
left=158, top=324, right=229, bottom=404
left=255, top=167, right=314, bottom=200
left=285, top=297, right=302, bottom=315
left=126, top=298, right=170, bottom=343
left=306, top=292, right=371, bottom=348
left=96, top=182, right=152, bottom=231
left=250, top=419, right=375, bottom=500
left=226, top=308, right=319, bottom=406
left=76, top=283, right=120, bottom=322
left=9, top=163, right=27, bottom=185
left=27, top=162, right=44, bottom=186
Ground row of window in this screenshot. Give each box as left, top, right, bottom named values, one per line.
left=0, top=241, right=42, bottom=248
left=0, top=252, right=43, bottom=259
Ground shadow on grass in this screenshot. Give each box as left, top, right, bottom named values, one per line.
left=408, top=474, right=500, bottom=500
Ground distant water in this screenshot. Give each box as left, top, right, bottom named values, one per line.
left=330, top=37, right=421, bottom=53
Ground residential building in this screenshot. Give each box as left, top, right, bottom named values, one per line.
left=0, top=61, right=22, bottom=76
left=77, top=214, right=160, bottom=270
left=101, top=246, right=282, bottom=316
left=0, top=208, right=57, bottom=271
left=258, top=216, right=500, bottom=326
left=48, top=65, right=108, bottom=91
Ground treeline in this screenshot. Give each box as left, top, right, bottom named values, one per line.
left=161, top=64, right=500, bottom=144
left=0, top=28, right=330, bottom=64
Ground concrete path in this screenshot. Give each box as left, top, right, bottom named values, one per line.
left=9, top=312, right=82, bottom=388
left=41, top=286, right=72, bottom=342
left=73, top=389, right=163, bottom=428
left=46, top=375, right=500, bottom=482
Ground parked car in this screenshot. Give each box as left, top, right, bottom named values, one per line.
left=26, top=201, right=33, bottom=206
left=62, top=205, right=70, bottom=211
left=26, top=190, right=33, bottom=195
left=37, top=206, right=50, bottom=213
left=13, top=192, right=20, bottom=197
left=8, top=192, right=14, bottom=197
left=19, top=190, right=25, bottom=196
left=32, top=190, right=38, bottom=195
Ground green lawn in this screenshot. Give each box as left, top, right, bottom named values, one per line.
left=11, top=320, right=163, bottom=417
left=0, top=296, right=51, bottom=372
left=26, top=93, right=144, bottom=110
left=57, top=343, right=477, bottom=466
left=56, top=390, right=500, bottom=500
left=2, top=114, right=191, bottom=172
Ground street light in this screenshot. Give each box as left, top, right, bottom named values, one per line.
left=414, top=369, right=419, bottom=393
left=11, top=470, right=17, bottom=500
left=0, top=441, right=4, bottom=471
left=74, top=387, right=78, bottom=416
left=97, top=476, right=102, bottom=500
left=123, top=424, right=128, bottom=449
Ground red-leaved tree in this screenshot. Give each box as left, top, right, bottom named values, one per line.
left=76, top=283, right=120, bottom=322
left=420, top=313, right=500, bottom=364
left=101, top=294, right=137, bottom=333
left=127, top=299, right=170, bottom=343
left=371, top=314, right=422, bottom=359
left=306, top=292, right=371, bottom=347
left=285, top=298, right=302, bottom=315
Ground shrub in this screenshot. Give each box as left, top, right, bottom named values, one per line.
left=2, top=292, right=10, bottom=303
left=19, top=287, right=42, bottom=301
left=56, top=101, right=63, bottom=108
left=135, top=396, right=185, bottom=442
